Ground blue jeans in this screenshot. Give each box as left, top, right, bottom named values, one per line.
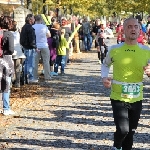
left=54, top=55, right=66, bottom=73
left=23, top=48, right=35, bottom=80
left=3, top=77, right=11, bottom=110
left=83, top=33, right=92, bottom=50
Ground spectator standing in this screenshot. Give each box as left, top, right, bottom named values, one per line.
left=96, top=30, right=107, bottom=64
left=116, top=20, right=124, bottom=44
left=61, top=18, right=72, bottom=65
left=78, top=19, right=84, bottom=50
left=32, top=15, right=51, bottom=82
left=0, top=17, right=15, bottom=115
left=92, top=19, right=101, bottom=47
left=9, top=21, right=26, bottom=87
left=82, top=17, right=92, bottom=51
left=20, top=14, right=37, bottom=83
left=139, top=20, right=147, bottom=33
left=137, top=27, right=146, bottom=45
left=54, top=29, right=69, bottom=75
left=48, top=22, right=60, bottom=76
left=92, top=19, right=102, bottom=63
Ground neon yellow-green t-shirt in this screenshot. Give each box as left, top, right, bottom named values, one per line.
left=103, top=42, right=150, bottom=103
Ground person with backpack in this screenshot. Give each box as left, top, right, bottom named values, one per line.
left=82, top=17, right=92, bottom=51
left=48, top=22, right=60, bottom=76
left=32, top=14, right=51, bottom=83
left=0, top=17, right=15, bottom=115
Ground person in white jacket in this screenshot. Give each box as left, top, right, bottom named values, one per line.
left=9, top=21, right=26, bottom=87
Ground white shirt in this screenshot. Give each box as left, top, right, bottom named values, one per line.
left=11, top=31, right=26, bottom=59
left=32, top=24, right=50, bottom=48
left=104, top=27, right=114, bottom=38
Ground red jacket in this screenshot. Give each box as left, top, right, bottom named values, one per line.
left=137, top=30, right=145, bottom=45
left=116, top=25, right=125, bottom=41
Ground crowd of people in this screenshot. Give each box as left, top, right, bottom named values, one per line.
left=0, top=13, right=90, bottom=115
left=0, top=12, right=116, bottom=116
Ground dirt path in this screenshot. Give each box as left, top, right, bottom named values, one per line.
left=0, top=40, right=150, bottom=150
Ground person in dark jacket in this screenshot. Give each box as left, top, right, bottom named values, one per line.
left=48, top=22, right=60, bottom=76
left=92, top=19, right=101, bottom=47
left=20, top=14, right=37, bottom=83
left=0, top=16, right=15, bottom=115
left=92, top=19, right=102, bottom=63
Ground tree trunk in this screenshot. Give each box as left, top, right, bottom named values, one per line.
left=27, top=0, right=32, bottom=12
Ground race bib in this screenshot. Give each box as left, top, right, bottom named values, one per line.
left=121, top=84, right=140, bottom=98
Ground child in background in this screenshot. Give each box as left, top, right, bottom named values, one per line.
left=54, top=29, right=69, bottom=75
left=96, top=29, right=109, bottom=64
